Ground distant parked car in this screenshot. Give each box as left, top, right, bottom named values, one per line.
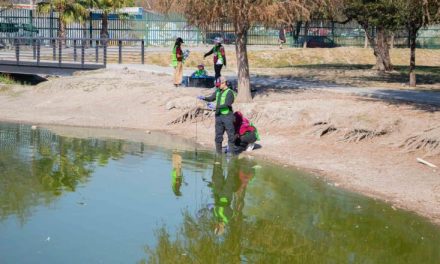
left=205, top=32, right=236, bottom=44
left=296, top=36, right=338, bottom=48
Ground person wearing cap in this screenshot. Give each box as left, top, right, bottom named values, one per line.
left=171, top=37, right=184, bottom=87
left=197, top=76, right=236, bottom=154
left=204, top=37, right=226, bottom=79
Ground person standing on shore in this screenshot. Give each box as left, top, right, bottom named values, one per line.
left=171, top=37, right=184, bottom=87
left=197, top=76, right=236, bottom=155
left=204, top=37, right=226, bottom=80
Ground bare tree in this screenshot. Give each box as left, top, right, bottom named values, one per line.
left=159, top=0, right=318, bottom=103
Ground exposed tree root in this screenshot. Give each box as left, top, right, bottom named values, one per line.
left=311, top=121, right=337, bottom=137
left=167, top=107, right=214, bottom=125
left=400, top=127, right=440, bottom=156
left=341, top=128, right=388, bottom=142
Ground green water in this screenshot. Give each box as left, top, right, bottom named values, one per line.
left=0, top=123, right=439, bottom=264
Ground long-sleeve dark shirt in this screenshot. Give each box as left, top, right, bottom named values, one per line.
left=204, top=45, right=226, bottom=66
left=204, top=89, right=234, bottom=115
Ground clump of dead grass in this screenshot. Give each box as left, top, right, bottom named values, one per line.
left=400, top=126, right=440, bottom=156
left=341, top=128, right=388, bottom=142
left=168, top=107, right=214, bottom=125
left=311, top=121, right=338, bottom=137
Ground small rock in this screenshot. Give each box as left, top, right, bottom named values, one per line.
left=146, top=130, right=151, bottom=134
left=31, top=125, right=37, bottom=130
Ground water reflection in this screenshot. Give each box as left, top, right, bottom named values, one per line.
left=145, top=157, right=440, bottom=264
left=171, top=152, right=184, bottom=197
left=0, top=123, right=132, bottom=223
left=1, top=123, right=440, bottom=264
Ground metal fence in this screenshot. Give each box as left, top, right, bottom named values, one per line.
left=1, top=8, right=440, bottom=48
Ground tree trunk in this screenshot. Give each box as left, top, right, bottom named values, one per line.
left=303, top=21, right=309, bottom=48
left=100, top=13, right=109, bottom=41
left=363, top=25, right=393, bottom=72
left=364, top=31, right=368, bottom=48
left=374, top=27, right=393, bottom=71
left=235, top=30, right=251, bottom=103
left=293, top=21, right=302, bottom=46
left=390, top=32, right=395, bottom=49
left=58, top=18, right=66, bottom=47
left=409, top=25, right=418, bottom=87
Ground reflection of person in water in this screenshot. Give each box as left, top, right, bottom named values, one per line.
left=171, top=152, right=183, bottom=197
left=210, top=157, right=255, bottom=235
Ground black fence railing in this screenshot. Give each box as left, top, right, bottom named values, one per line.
left=0, top=37, right=146, bottom=67
left=1, top=8, right=440, bottom=48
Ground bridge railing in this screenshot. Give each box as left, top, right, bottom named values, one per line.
left=0, top=37, right=146, bottom=68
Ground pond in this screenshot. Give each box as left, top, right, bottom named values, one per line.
left=0, top=123, right=439, bottom=264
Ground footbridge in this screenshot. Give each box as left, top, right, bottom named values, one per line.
left=0, top=37, right=146, bottom=76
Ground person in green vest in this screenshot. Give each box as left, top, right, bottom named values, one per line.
left=197, top=76, right=236, bottom=155
left=171, top=37, right=184, bottom=87
left=191, top=64, right=208, bottom=78
left=204, top=37, right=226, bottom=79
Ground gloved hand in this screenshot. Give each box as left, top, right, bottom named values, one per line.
left=197, top=95, right=205, bottom=100
left=207, top=102, right=216, bottom=110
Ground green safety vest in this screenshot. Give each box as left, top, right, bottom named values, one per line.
left=171, top=45, right=178, bottom=67
left=250, top=122, right=261, bottom=141
left=213, top=46, right=223, bottom=62
left=214, top=196, right=230, bottom=224
left=216, top=88, right=236, bottom=115
left=193, top=69, right=207, bottom=77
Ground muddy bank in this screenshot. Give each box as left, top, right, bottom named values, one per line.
left=0, top=67, right=439, bottom=225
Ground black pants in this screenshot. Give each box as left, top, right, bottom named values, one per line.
left=235, top=131, right=257, bottom=151
left=215, top=113, right=236, bottom=154
left=214, top=64, right=223, bottom=79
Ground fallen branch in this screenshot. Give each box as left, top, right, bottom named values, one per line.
left=417, top=158, right=438, bottom=168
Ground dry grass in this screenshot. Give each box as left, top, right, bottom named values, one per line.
left=145, top=47, right=440, bottom=89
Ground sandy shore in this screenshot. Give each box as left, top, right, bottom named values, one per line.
left=1, top=67, right=439, bottom=225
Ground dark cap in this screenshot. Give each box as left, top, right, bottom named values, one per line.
left=176, top=37, right=184, bottom=43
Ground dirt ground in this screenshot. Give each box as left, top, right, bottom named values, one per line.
left=0, top=68, right=439, bottom=225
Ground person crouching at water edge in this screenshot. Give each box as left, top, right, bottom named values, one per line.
left=171, top=37, right=184, bottom=87
left=233, top=111, right=260, bottom=152
left=197, top=76, right=237, bottom=155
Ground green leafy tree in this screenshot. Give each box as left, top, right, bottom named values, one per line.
left=38, top=0, right=89, bottom=44
left=342, top=0, right=401, bottom=72
left=89, top=0, right=134, bottom=39
left=396, top=0, right=440, bottom=86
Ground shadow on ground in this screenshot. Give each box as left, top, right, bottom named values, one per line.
left=356, top=89, right=440, bottom=112
left=290, top=64, right=440, bottom=87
